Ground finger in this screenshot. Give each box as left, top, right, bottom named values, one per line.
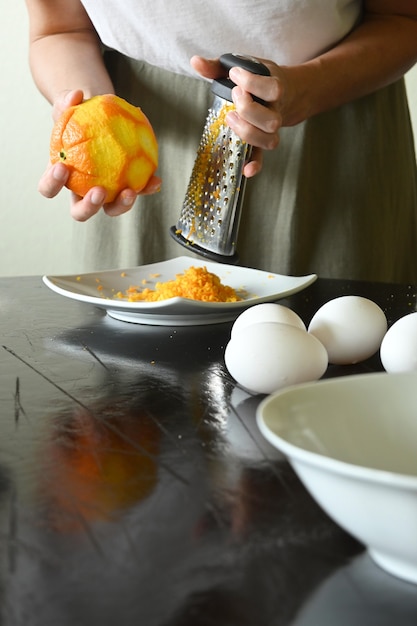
left=103, top=190, right=138, bottom=217
left=104, top=176, right=162, bottom=217
left=70, top=188, right=107, bottom=222
left=190, top=55, right=225, bottom=80
left=226, top=107, right=280, bottom=152
left=232, top=86, right=281, bottom=136
left=229, top=67, right=279, bottom=105
left=62, top=89, right=84, bottom=108
left=138, top=175, right=162, bottom=196
left=38, top=162, right=69, bottom=198
left=243, top=148, right=264, bottom=178
left=52, top=89, right=84, bottom=122
left=70, top=176, right=162, bottom=221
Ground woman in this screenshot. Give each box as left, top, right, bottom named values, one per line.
left=25, top=0, right=417, bottom=281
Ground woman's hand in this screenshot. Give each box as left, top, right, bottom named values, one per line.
left=38, top=89, right=161, bottom=221
left=192, top=3, right=417, bottom=179
left=190, top=55, right=289, bottom=177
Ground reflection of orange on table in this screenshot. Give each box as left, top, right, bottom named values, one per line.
left=40, top=407, right=161, bottom=532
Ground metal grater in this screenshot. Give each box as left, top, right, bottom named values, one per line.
left=170, top=53, right=270, bottom=263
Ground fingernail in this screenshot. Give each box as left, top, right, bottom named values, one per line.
left=64, top=90, right=76, bottom=106
left=150, top=180, right=162, bottom=194
left=231, top=86, right=244, bottom=106
left=226, top=110, right=239, bottom=126
left=121, top=192, right=136, bottom=207
left=229, top=67, right=242, bottom=82
left=90, top=190, right=106, bottom=206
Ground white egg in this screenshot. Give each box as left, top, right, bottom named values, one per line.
left=231, top=303, right=306, bottom=337
left=380, top=312, right=417, bottom=372
left=225, top=322, right=328, bottom=395
left=308, top=295, right=387, bottom=365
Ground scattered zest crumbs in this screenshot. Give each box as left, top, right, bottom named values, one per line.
left=115, top=266, right=242, bottom=303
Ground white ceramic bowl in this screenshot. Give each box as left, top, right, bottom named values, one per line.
left=257, top=371, right=417, bottom=584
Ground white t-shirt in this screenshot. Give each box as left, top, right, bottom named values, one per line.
left=80, top=0, right=362, bottom=77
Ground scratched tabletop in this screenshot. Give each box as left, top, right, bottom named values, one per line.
left=0, top=275, right=416, bottom=625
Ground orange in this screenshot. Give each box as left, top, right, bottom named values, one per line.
left=50, top=94, right=158, bottom=203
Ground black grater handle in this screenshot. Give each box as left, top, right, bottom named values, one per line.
left=219, top=53, right=270, bottom=77
left=212, top=53, right=271, bottom=103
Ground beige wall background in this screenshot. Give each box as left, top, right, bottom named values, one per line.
left=2, top=3, right=417, bottom=277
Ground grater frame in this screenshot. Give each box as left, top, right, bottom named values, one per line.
left=170, top=54, right=270, bottom=264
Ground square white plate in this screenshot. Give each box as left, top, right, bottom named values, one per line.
left=43, top=257, right=317, bottom=326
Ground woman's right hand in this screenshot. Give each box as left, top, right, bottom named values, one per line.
left=39, top=89, right=161, bottom=222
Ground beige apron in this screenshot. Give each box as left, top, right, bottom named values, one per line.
left=71, top=51, right=417, bottom=283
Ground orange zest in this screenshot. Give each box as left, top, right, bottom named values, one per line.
left=116, top=266, right=242, bottom=303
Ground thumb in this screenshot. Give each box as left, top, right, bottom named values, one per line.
left=190, top=55, right=226, bottom=80
left=52, top=89, right=85, bottom=122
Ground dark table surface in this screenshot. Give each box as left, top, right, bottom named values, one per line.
left=1, top=274, right=417, bottom=625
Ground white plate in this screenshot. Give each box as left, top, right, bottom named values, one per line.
left=43, top=257, right=317, bottom=326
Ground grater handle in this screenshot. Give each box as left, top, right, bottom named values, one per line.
left=212, top=53, right=271, bottom=103
left=219, top=53, right=270, bottom=77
